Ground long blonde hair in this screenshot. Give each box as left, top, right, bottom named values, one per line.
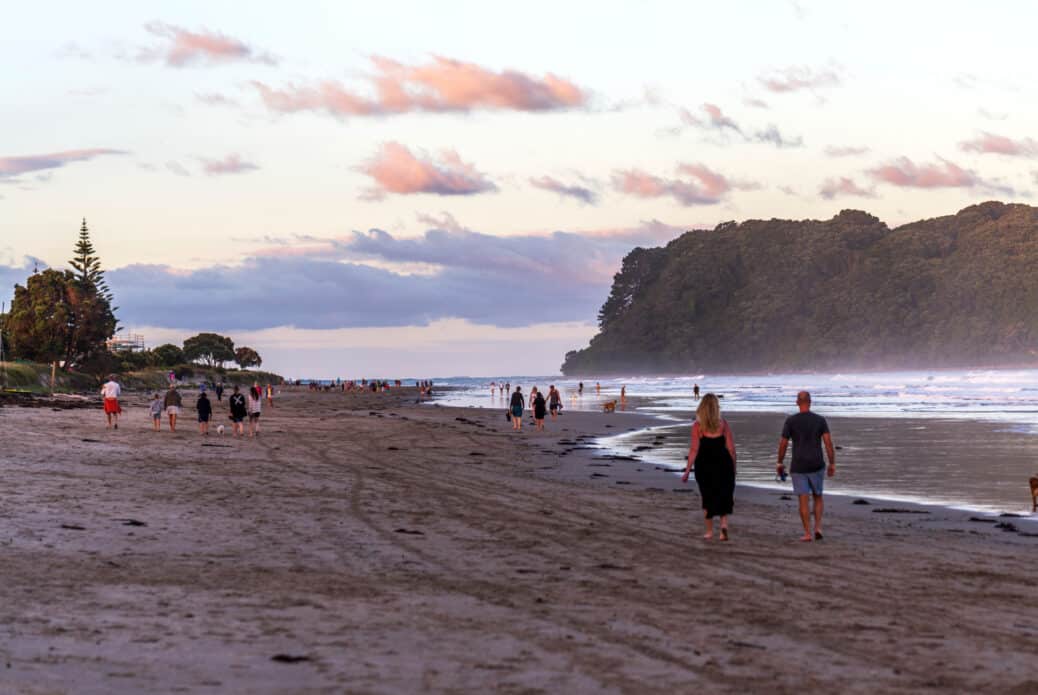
left=696, top=393, right=722, bottom=433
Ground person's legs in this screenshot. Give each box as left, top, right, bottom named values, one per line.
left=153, top=417, right=160, bottom=432
left=105, top=412, right=112, bottom=429
left=703, top=511, right=714, bottom=539
left=813, top=494, right=824, bottom=537
left=797, top=495, right=812, bottom=541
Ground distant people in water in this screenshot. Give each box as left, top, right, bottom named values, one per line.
left=548, top=385, right=562, bottom=419
left=509, top=386, right=525, bottom=432
left=682, top=393, right=736, bottom=541
left=595, top=382, right=601, bottom=394
left=620, top=385, right=626, bottom=402
left=693, top=384, right=700, bottom=400
left=197, top=390, right=212, bottom=436
left=101, top=374, right=122, bottom=430
left=164, top=386, right=182, bottom=432
left=578, top=382, right=584, bottom=396
left=777, top=391, right=836, bottom=542
left=229, top=386, right=247, bottom=437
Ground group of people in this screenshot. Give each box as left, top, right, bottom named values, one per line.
left=682, top=390, right=835, bottom=542
left=505, top=385, right=564, bottom=431
left=101, top=375, right=268, bottom=438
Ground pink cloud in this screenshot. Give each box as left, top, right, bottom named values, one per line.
left=759, top=66, right=841, bottom=93
left=819, top=177, right=876, bottom=199
left=824, top=145, right=870, bottom=157
left=612, top=163, right=754, bottom=206
left=959, top=131, right=1038, bottom=157
left=141, top=21, right=276, bottom=67
left=199, top=154, right=259, bottom=176
left=680, top=103, right=742, bottom=133
left=868, top=157, right=980, bottom=188
left=528, top=176, right=598, bottom=204
left=361, top=142, right=496, bottom=198
left=252, top=55, right=587, bottom=118
left=0, top=148, right=125, bottom=179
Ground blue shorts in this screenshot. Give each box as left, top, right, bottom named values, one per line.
left=511, top=406, right=523, bottom=418
left=792, top=469, right=825, bottom=496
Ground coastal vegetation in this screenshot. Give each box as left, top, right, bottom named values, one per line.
left=0, top=220, right=278, bottom=391
left=563, top=201, right=1038, bottom=374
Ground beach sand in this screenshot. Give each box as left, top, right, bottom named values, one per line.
left=1, top=388, right=1036, bottom=694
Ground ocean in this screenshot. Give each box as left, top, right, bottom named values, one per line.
left=431, top=369, right=1038, bottom=515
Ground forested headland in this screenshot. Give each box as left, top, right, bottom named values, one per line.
left=562, top=202, right=1038, bottom=375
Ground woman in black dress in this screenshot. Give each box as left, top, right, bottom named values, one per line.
left=532, top=388, right=547, bottom=431
left=681, top=393, right=736, bottom=540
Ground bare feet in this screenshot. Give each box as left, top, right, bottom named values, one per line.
left=720, top=528, right=729, bottom=541
left=799, top=533, right=813, bottom=542
left=814, top=531, right=823, bottom=540
left=702, top=532, right=713, bottom=540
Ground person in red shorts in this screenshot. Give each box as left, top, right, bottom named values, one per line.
left=101, top=374, right=122, bottom=430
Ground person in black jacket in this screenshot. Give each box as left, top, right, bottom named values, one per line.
left=532, top=388, right=547, bottom=431
left=228, top=385, right=248, bottom=438
left=197, top=390, right=213, bottom=436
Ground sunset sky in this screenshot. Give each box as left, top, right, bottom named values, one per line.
left=3, top=0, right=1036, bottom=377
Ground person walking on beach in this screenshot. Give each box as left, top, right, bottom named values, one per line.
left=266, top=383, right=275, bottom=409
left=777, top=391, right=836, bottom=542
left=532, top=388, right=547, bottom=431
left=693, top=384, right=700, bottom=400
left=247, top=383, right=263, bottom=437
left=229, top=385, right=247, bottom=437
left=149, top=393, right=162, bottom=432
left=196, top=389, right=212, bottom=435
left=548, top=385, right=562, bottom=419
left=681, top=393, right=736, bottom=541
left=101, top=374, right=122, bottom=430
left=215, top=382, right=224, bottom=402
left=163, top=385, right=182, bottom=432
left=509, top=386, right=525, bottom=432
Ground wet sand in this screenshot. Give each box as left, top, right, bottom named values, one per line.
left=1, top=388, right=1036, bottom=693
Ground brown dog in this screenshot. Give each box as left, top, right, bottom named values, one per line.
left=1030, top=476, right=1038, bottom=513
left=603, top=400, right=617, bottom=413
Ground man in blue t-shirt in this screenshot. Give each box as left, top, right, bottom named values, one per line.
left=777, top=391, right=836, bottom=542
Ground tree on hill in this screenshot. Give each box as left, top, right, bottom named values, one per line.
left=6, top=268, right=116, bottom=369
left=183, top=333, right=235, bottom=367
left=234, top=346, right=262, bottom=369
left=152, top=343, right=185, bottom=366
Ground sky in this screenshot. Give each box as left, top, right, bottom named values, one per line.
left=3, top=0, right=1037, bottom=377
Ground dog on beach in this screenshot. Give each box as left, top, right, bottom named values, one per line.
left=603, top=400, right=617, bottom=413
left=217, top=425, right=225, bottom=436
left=1030, top=475, right=1038, bottom=512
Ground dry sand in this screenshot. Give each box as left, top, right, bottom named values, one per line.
left=1, top=388, right=1036, bottom=694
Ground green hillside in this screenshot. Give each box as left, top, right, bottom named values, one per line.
left=562, top=202, right=1038, bottom=375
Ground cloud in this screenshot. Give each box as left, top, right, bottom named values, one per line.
left=959, top=132, right=1038, bottom=157
left=415, top=211, right=467, bottom=233
left=753, top=124, right=803, bottom=148
left=165, top=161, right=190, bottom=177
left=824, top=145, right=870, bottom=157
left=867, top=157, right=1011, bottom=194
left=743, top=97, right=769, bottom=109
left=138, top=21, right=277, bottom=67
left=612, top=163, right=756, bottom=206
left=0, top=149, right=125, bottom=180
left=675, top=103, right=802, bottom=148
left=528, top=175, right=598, bottom=204
left=252, top=55, right=587, bottom=118
left=758, top=65, right=841, bottom=93
left=360, top=142, right=496, bottom=199
left=819, top=177, right=876, bottom=199
left=87, top=221, right=684, bottom=332
left=196, top=92, right=239, bottom=107
left=199, top=154, right=259, bottom=176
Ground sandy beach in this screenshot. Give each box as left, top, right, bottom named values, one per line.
left=1, top=388, right=1037, bottom=694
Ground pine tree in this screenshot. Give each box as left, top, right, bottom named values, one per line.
left=69, top=218, right=114, bottom=303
